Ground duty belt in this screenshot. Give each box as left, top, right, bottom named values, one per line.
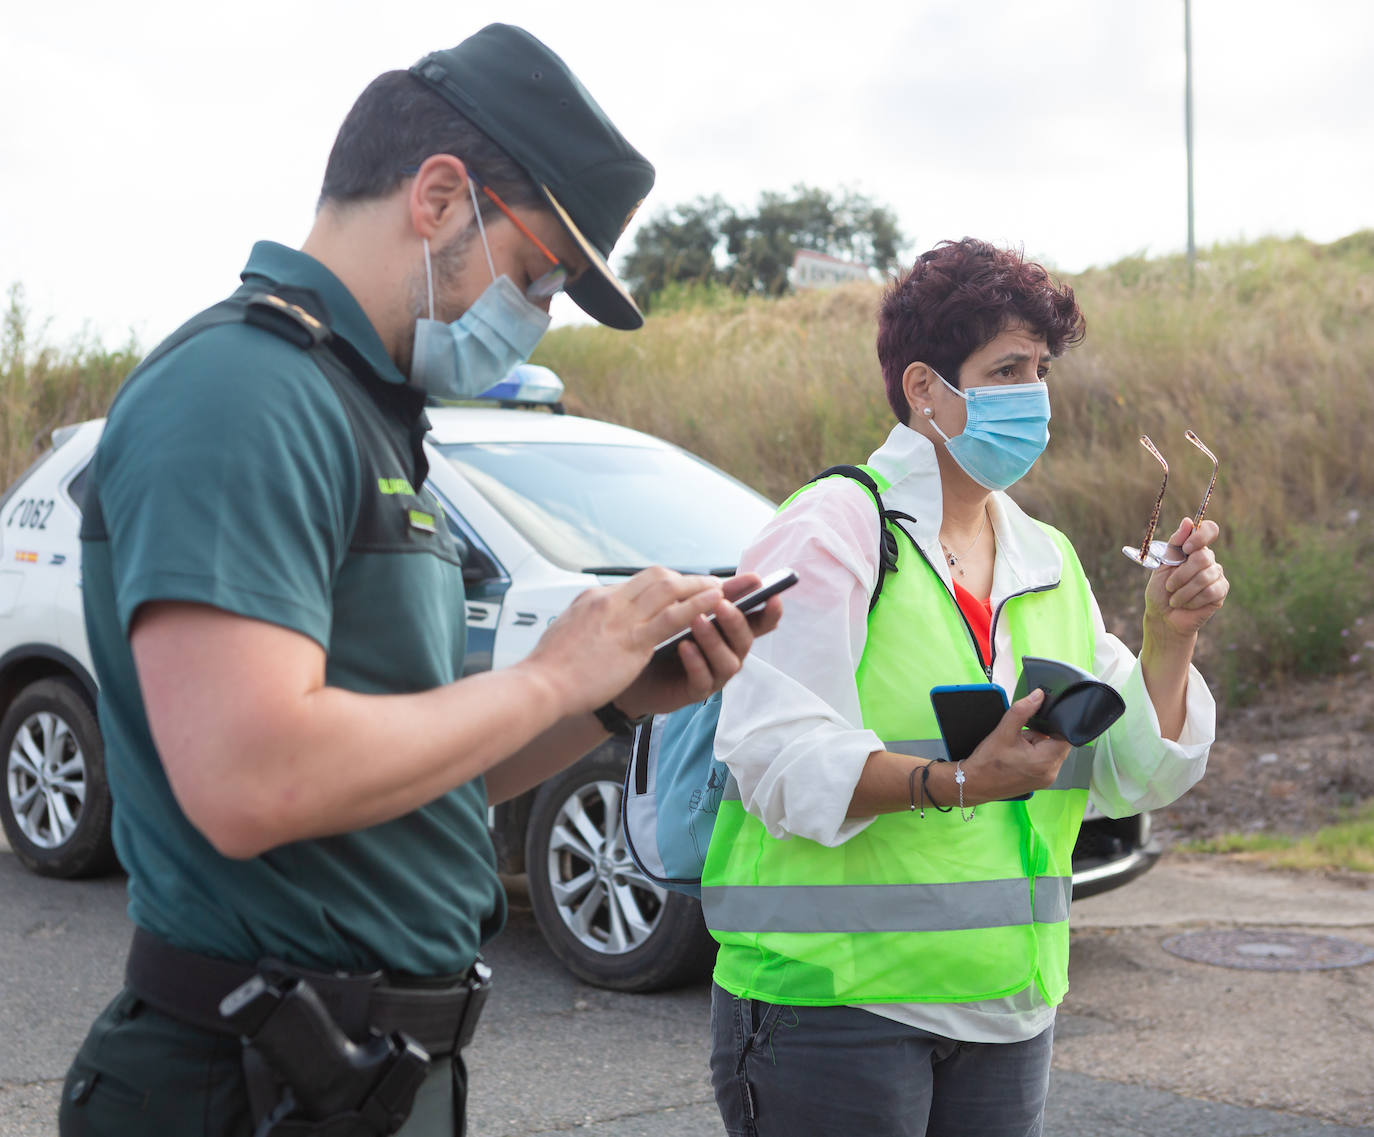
left=124, top=927, right=490, bottom=1057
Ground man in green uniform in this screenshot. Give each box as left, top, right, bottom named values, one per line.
left=61, top=24, right=778, bottom=1137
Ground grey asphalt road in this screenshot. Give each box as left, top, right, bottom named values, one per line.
left=2, top=843, right=1371, bottom=1136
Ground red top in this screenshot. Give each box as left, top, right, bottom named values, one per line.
left=952, top=580, right=993, bottom=668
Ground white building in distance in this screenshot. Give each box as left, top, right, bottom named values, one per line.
left=791, top=249, right=875, bottom=290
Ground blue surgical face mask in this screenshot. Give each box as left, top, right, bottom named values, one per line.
left=926, top=369, right=1051, bottom=491
left=410, top=179, right=551, bottom=400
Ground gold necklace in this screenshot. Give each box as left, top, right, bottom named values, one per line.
left=940, top=511, right=987, bottom=578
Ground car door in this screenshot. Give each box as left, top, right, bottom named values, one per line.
left=424, top=483, right=511, bottom=677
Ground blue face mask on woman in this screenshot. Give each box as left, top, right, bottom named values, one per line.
left=410, top=179, right=551, bottom=400
left=925, top=369, right=1052, bottom=491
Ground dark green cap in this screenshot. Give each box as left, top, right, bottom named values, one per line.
left=411, top=24, right=654, bottom=330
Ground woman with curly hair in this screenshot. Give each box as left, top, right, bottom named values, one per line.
left=703, top=238, right=1229, bottom=1136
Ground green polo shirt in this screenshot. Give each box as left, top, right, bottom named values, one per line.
left=80, top=241, right=505, bottom=976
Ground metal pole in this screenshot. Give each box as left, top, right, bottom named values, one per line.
left=1184, top=0, right=1196, bottom=286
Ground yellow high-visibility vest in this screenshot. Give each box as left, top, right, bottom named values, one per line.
left=702, top=469, right=1098, bottom=1007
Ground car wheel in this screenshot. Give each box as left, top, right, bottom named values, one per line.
left=0, top=677, right=118, bottom=878
left=525, top=741, right=716, bottom=993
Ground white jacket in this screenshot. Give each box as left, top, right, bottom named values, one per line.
left=715, top=422, right=1214, bottom=1042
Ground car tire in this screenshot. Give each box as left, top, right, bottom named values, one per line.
left=0, top=677, right=118, bottom=878
left=525, top=741, right=717, bottom=993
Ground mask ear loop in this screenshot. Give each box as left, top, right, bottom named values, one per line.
left=923, top=367, right=964, bottom=443
left=467, top=176, right=497, bottom=282
left=422, top=238, right=435, bottom=321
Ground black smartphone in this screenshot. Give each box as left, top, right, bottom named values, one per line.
left=651, top=567, right=798, bottom=664
left=929, top=683, right=1032, bottom=801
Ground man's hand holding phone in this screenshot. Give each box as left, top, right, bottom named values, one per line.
left=618, top=569, right=791, bottom=717
left=650, top=568, right=797, bottom=665
left=521, top=564, right=789, bottom=729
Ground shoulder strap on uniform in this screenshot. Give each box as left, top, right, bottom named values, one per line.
left=107, top=285, right=391, bottom=423
left=113, top=288, right=325, bottom=395
left=801, top=464, right=918, bottom=611
left=241, top=290, right=331, bottom=349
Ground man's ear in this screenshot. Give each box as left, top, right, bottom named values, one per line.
left=902, top=361, right=939, bottom=422
left=407, top=154, right=471, bottom=241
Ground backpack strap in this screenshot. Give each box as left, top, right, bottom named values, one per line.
left=802, top=464, right=918, bottom=611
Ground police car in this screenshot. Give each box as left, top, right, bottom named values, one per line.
left=0, top=366, right=1158, bottom=992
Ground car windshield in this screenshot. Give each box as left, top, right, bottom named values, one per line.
left=435, top=441, right=775, bottom=574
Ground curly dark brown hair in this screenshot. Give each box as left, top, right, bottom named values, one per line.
left=877, top=237, right=1086, bottom=423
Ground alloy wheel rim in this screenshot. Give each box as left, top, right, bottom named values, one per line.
left=7, top=711, right=86, bottom=849
left=546, top=778, right=668, bottom=954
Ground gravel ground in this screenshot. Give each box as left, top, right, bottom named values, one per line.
left=1066, top=857, right=1374, bottom=1129
left=1151, top=669, right=1374, bottom=845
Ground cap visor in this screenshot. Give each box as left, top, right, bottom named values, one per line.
left=540, top=185, right=644, bottom=330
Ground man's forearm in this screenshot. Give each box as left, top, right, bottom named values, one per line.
left=484, top=713, right=612, bottom=804
left=160, top=661, right=576, bottom=858
left=136, top=571, right=738, bottom=859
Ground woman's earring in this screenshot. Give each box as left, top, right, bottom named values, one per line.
left=922, top=407, right=934, bottom=418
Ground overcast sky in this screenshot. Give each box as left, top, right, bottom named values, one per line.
left=3, top=0, right=1370, bottom=348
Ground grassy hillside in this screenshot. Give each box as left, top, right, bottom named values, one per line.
left=1, top=285, right=136, bottom=487
left=534, top=232, right=1374, bottom=700
left=5, top=234, right=1372, bottom=700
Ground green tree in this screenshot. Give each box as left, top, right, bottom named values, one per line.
left=618, top=195, right=733, bottom=307
left=621, top=185, right=905, bottom=309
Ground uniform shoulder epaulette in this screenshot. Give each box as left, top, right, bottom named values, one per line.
left=243, top=291, right=331, bottom=349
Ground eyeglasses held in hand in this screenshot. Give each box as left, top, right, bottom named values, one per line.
left=1121, top=430, right=1218, bottom=570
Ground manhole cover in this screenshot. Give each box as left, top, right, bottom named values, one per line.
left=1161, top=929, right=1374, bottom=971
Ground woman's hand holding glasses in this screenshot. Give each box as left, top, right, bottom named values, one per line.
left=1143, top=514, right=1229, bottom=640
left=1123, top=430, right=1229, bottom=639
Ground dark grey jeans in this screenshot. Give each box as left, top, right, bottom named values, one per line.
left=709, top=983, right=1053, bottom=1137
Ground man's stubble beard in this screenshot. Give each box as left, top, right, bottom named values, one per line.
left=400, top=222, right=478, bottom=376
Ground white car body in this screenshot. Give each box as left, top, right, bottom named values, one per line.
left=1, top=386, right=1157, bottom=991
left=1, top=420, right=101, bottom=692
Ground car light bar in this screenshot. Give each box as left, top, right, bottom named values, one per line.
left=51, top=424, right=82, bottom=449
left=476, top=364, right=565, bottom=406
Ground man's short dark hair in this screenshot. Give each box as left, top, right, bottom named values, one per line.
left=876, top=238, right=1086, bottom=423
left=319, top=71, right=541, bottom=218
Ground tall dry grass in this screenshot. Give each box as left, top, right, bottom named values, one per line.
left=540, top=233, right=1374, bottom=538
left=539, top=281, right=893, bottom=498
left=2, top=285, right=137, bottom=487
left=6, top=234, right=1372, bottom=699
left=536, top=232, right=1374, bottom=700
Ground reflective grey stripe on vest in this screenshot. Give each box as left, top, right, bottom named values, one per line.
left=885, top=739, right=948, bottom=761
left=1032, top=875, right=1073, bottom=924
left=702, top=877, right=1036, bottom=934
left=1049, top=745, right=1095, bottom=791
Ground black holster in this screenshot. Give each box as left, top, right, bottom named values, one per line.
left=123, top=928, right=491, bottom=1136
left=222, top=971, right=431, bottom=1136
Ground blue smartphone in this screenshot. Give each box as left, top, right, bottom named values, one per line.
left=929, top=683, right=1032, bottom=802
